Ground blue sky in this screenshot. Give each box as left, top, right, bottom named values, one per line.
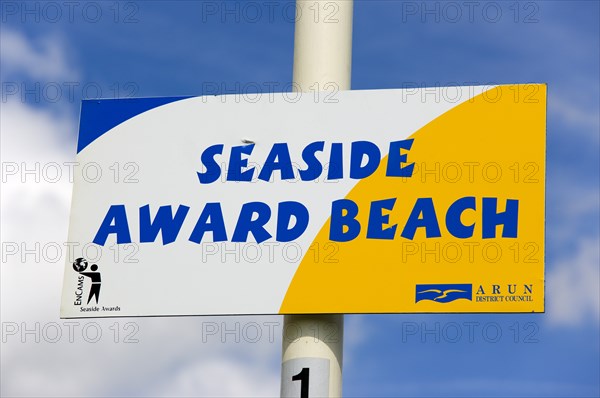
left=1, top=1, right=599, bottom=397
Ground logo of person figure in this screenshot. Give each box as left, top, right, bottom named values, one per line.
left=72, top=258, right=101, bottom=304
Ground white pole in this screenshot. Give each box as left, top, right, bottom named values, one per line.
left=281, top=1, right=353, bottom=397
left=291, top=0, right=353, bottom=92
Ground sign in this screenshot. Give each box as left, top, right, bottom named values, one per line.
left=60, top=84, right=546, bottom=318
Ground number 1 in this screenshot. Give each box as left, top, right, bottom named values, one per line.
left=292, top=367, right=310, bottom=398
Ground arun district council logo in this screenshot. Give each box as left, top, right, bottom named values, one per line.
left=415, top=284, right=473, bottom=303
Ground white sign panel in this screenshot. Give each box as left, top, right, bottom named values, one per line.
left=60, top=84, right=546, bottom=318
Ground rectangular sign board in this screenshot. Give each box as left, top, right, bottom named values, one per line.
left=60, top=84, right=546, bottom=318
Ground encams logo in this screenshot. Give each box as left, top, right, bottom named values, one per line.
left=415, top=284, right=473, bottom=303
left=73, top=257, right=101, bottom=305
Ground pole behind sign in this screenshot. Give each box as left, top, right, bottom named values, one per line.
left=281, top=1, right=353, bottom=397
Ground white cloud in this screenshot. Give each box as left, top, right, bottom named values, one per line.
left=546, top=238, right=600, bottom=326
left=549, top=94, right=600, bottom=141
left=547, top=182, right=599, bottom=246
left=0, top=28, right=78, bottom=82
left=0, top=99, right=75, bottom=233
left=152, top=357, right=280, bottom=397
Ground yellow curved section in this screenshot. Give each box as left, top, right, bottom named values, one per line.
left=280, top=84, right=546, bottom=313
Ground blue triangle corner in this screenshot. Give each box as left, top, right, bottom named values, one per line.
left=77, top=96, right=193, bottom=153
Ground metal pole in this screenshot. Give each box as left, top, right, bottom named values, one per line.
left=281, top=1, right=353, bottom=397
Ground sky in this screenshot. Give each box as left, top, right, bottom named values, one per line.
left=1, top=1, right=599, bottom=397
